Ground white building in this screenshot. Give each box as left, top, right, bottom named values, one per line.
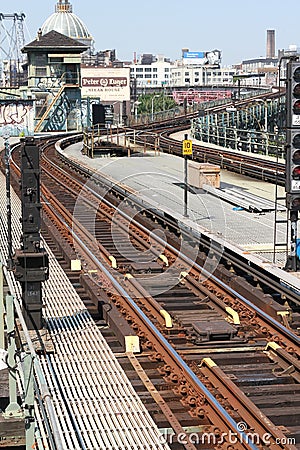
left=130, top=54, right=173, bottom=87
left=130, top=54, right=236, bottom=88
left=170, top=64, right=236, bottom=87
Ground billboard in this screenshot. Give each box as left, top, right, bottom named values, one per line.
left=204, top=50, right=221, bottom=65
left=81, top=67, right=130, bottom=101
left=183, top=51, right=205, bottom=59
left=173, top=90, right=231, bottom=105
left=183, top=50, right=221, bottom=66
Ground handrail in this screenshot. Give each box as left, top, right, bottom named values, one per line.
left=34, top=85, right=66, bottom=132
left=2, top=265, right=64, bottom=450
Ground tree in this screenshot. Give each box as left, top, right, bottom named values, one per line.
left=137, top=93, right=177, bottom=114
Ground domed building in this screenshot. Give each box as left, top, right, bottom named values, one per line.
left=41, top=0, right=93, bottom=49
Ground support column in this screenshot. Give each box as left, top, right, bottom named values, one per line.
left=3, top=295, right=23, bottom=418
left=23, top=354, right=35, bottom=449
left=0, top=263, right=4, bottom=349
left=289, top=210, right=298, bottom=272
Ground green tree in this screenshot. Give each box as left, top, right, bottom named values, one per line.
left=137, top=93, right=176, bottom=114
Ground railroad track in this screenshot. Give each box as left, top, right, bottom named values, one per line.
left=8, top=136, right=300, bottom=449
left=86, top=91, right=285, bottom=185
left=52, top=132, right=300, bottom=310
left=122, top=127, right=284, bottom=186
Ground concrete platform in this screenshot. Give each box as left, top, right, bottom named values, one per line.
left=62, top=142, right=285, bottom=248
left=2, top=134, right=299, bottom=291
left=60, top=136, right=300, bottom=295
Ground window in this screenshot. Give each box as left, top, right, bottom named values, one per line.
left=136, top=68, right=143, bottom=72
left=185, top=72, right=189, bottom=76
left=136, top=74, right=143, bottom=78
left=145, top=68, right=151, bottom=72
left=35, top=54, right=47, bottom=65
left=195, top=78, right=199, bottom=82
left=36, top=67, right=47, bottom=77
left=165, top=68, right=169, bottom=72
left=195, top=72, right=199, bottom=76
left=145, top=74, right=151, bottom=78
left=185, top=78, right=190, bottom=83
left=49, top=57, right=63, bottom=63
left=153, top=68, right=157, bottom=72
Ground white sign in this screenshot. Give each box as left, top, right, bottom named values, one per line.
left=291, top=180, right=300, bottom=190
left=81, top=67, right=130, bottom=101
left=292, top=114, right=300, bottom=126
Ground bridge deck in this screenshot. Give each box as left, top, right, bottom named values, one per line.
left=0, top=171, right=169, bottom=450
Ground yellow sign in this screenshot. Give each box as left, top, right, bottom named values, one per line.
left=182, top=139, right=193, bottom=155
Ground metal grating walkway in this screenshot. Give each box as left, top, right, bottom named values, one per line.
left=0, top=171, right=169, bottom=450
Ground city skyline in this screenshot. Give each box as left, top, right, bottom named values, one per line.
left=2, top=0, right=300, bottom=66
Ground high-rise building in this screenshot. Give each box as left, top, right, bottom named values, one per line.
left=266, top=29, right=275, bottom=59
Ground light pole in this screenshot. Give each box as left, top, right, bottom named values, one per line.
left=133, top=100, right=141, bottom=122
left=253, top=98, right=271, bottom=132
left=151, top=95, right=159, bottom=122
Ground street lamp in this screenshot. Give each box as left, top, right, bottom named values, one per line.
left=151, top=95, right=160, bottom=122
left=253, top=98, right=271, bottom=132
left=133, top=100, right=141, bottom=122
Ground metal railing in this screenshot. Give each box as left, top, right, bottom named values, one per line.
left=191, top=123, right=285, bottom=158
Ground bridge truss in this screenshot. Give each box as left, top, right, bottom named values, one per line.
left=0, top=13, right=27, bottom=87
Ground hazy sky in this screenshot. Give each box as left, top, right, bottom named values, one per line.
left=2, top=0, right=300, bottom=66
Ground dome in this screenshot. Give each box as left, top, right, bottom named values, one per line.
left=41, top=0, right=93, bottom=48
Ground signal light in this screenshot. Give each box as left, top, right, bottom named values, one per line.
left=293, top=166, right=300, bottom=178
left=294, top=67, right=300, bottom=82
left=286, top=193, right=300, bottom=211
left=286, top=60, right=300, bottom=196
left=294, top=85, right=300, bottom=96
left=286, top=129, right=300, bottom=193
left=294, top=100, right=300, bottom=114
left=286, top=61, right=300, bottom=127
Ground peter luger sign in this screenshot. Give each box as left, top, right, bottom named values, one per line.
left=81, top=68, right=130, bottom=101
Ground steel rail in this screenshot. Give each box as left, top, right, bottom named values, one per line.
left=53, top=139, right=300, bottom=309
left=45, top=180, right=295, bottom=448
left=63, top=215, right=259, bottom=450
left=49, top=153, right=299, bottom=348
left=0, top=171, right=170, bottom=450
left=40, top=138, right=300, bottom=351
left=199, top=358, right=296, bottom=450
